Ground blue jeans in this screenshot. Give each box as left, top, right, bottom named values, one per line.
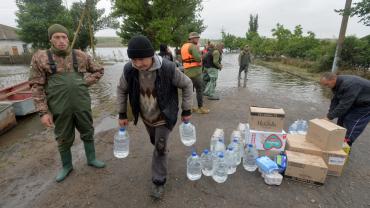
left=337, top=106, right=370, bottom=146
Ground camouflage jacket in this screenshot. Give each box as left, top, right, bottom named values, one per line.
left=29, top=49, right=104, bottom=114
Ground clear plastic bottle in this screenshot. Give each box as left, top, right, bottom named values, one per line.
left=187, top=151, right=202, bottom=181
left=243, top=144, right=258, bottom=172
left=288, top=121, right=298, bottom=134
left=210, top=128, right=224, bottom=152
left=212, top=152, right=228, bottom=183
left=225, top=147, right=237, bottom=174
left=179, top=121, right=196, bottom=146
left=200, top=149, right=213, bottom=176
left=228, top=139, right=241, bottom=166
left=114, top=127, right=129, bottom=158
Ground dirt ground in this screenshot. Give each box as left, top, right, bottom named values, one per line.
left=1, top=86, right=370, bottom=208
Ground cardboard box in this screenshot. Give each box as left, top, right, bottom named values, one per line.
left=322, top=149, right=348, bottom=176
left=250, top=130, right=287, bottom=152
left=287, top=134, right=348, bottom=176
left=285, top=150, right=328, bottom=185
left=250, top=107, right=285, bottom=132
left=306, top=119, right=346, bottom=151
left=286, top=134, right=323, bottom=157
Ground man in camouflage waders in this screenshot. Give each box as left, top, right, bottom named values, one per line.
left=29, top=24, right=105, bottom=182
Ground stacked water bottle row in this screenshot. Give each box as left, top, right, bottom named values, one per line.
left=288, top=119, right=308, bottom=135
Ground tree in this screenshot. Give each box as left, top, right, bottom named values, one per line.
left=16, top=0, right=70, bottom=49
left=69, top=0, right=117, bottom=50
left=112, top=0, right=205, bottom=48
left=246, top=14, right=259, bottom=41
left=337, top=0, right=370, bottom=26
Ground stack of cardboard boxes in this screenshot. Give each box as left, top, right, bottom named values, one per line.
left=249, top=106, right=287, bottom=158
left=285, top=118, right=348, bottom=185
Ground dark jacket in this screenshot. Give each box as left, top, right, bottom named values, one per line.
left=203, top=48, right=220, bottom=69
left=328, top=75, right=370, bottom=120
left=122, top=59, right=191, bottom=130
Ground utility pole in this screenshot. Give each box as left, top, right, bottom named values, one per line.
left=331, top=0, right=352, bottom=73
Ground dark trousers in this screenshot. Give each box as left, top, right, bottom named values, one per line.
left=190, top=74, right=204, bottom=108
left=144, top=124, right=171, bottom=185
left=337, top=107, right=370, bottom=146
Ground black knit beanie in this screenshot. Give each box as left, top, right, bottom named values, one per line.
left=127, top=35, right=155, bottom=59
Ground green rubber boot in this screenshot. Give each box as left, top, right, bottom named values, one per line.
left=56, top=149, right=73, bottom=182
left=83, top=141, right=106, bottom=168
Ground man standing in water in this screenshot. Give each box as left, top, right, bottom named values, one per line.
left=238, top=45, right=252, bottom=87
left=117, top=35, right=193, bottom=199
left=181, top=32, right=210, bottom=114
left=29, top=24, right=105, bottom=182
left=320, top=72, right=370, bottom=147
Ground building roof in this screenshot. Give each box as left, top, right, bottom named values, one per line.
left=0, top=24, right=19, bottom=41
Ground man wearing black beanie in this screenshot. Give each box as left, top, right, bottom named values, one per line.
left=117, top=35, right=193, bottom=199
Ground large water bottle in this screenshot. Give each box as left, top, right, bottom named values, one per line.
left=212, top=152, right=228, bottom=183
left=213, top=138, right=226, bottom=155
left=243, top=144, right=258, bottom=172
left=245, top=124, right=251, bottom=145
left=288, top=121, right=298, bottom=134
left=114, top=127, right=129, bottom=158
left=187, top=151, right=202, bottom=181
left=210, top=128, right=224, bottom=152
left=228, top=139, right=241, bottom=166
left=299, top=120, right=308, bottom=135
left=179, top=121, right=196, bottom=146
left=200, top=149, right=213, bottom=176
left=225, top=147, right=237, bottom=174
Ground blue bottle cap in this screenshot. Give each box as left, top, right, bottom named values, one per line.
left=192, top=151, right=197, bottom=157
left=184, top=120, right=190, bottom=124
left=119, top=127, right=126, bottom=132
left=218, top=152, right=224, bottom=158
left=233, top=138, right=238, bottom=143
left=228, top=146, right=234, bottom=151
left=248, top=144, right=253, bottom=148
left=203, top=149, right=209, bottom=154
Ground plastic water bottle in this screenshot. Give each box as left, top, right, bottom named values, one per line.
left=179, top=121, right=196, bottom=146
left=243, top=144, right=258, bottom=172
left=299, top=120, right=308, bottom=134
left=228, top=139, right=241, bottom=166
left=210, top=128, right=224, bottom=152
left=114, top=127, right=129, bottom=158
left=187, top=151, right=202, bottom=181
left=225, top=147, right=237, bottom=174
left=212, top=152, right=228, bottom=183
left=213, top=138, right=226, bottom=155
left=200, top=149, right=213, bottom=176
left=288, top=121, right=298, bottom=134
left=245, top=124, right=251, bottom=145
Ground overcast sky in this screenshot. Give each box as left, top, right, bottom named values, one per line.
left=1, top=0, right=369, bottom=39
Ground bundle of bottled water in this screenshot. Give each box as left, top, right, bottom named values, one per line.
left=186, top=124, right=260, bottom=183
left=256, top=156, right=283, bottom=185
left=288, top=119, right=308, bottom=135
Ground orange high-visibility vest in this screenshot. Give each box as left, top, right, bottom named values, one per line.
left=181, top=43, right=202, bottom=69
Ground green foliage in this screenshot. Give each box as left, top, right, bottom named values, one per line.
left=112, top=0, right=205, bottom=48
left=337, top=0, right=370, bottom=26
left=15, top=0, right=71, bottom=49
left=16, top=0, right=117, bottom=50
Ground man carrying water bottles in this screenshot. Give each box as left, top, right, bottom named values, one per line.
left=320, top=72, right=370, bottom=147
left=117, top=35, right=193, bottom=199
left=29, top=24, right=105, bottom=183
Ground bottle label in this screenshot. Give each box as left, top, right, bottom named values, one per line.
left=328, top=156, right=346, bottom=166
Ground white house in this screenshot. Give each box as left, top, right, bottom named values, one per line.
left=0, top=24, right=29, bottom=56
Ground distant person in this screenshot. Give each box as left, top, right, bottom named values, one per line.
left=203, top=43, right=224, bottom=100
left=181, top=32, right=210, bottom=114
left=320, top=72, right=370, bottom=147
left=29, top=24, right=105, bottom=182
left=201, top=42, right=214, bottom=89
left=117, top=35, right=193, bottom=199
left=158, top=43, right=174, bottom=62
left=238, top=45, right=252, bottom=87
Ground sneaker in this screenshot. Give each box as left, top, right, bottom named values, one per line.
left=150, top=184, right=164, bottom=200
left=191, top=107, right=199, bottom=113
left=198, top=106, right=210, bottom=114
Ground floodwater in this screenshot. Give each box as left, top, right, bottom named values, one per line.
left=0, top=47, right=327, bottom=107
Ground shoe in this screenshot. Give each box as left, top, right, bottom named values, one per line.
left=198, top=106, right=210, bottom=114
left=150, top=184, right=164, bottom=200
left=56, top=149, right=73, bottom=182
left=208, top=96, right=220, bottom=100
left=191, top=107, right=199, bottom=113
left=83, top=141, right=106, bottom=168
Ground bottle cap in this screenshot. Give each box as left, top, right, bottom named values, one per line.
left=184, top=120, right=190, bottom=124
left=192, top=151, right=197, bottom=157
left=218, top=152, right=224, bottom=158
left=203, top=149, right=209, bottom=154
left=248, top=144, right=253, bottom=148
left=119, top=127, right=126, bottom=132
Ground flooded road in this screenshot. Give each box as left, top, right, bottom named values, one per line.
left=0, top=47, right=327, bottom=107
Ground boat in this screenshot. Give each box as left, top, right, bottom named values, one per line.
left=0, top=81, right=37, bottom=116
left=0, top=102, right=17, bottom=135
